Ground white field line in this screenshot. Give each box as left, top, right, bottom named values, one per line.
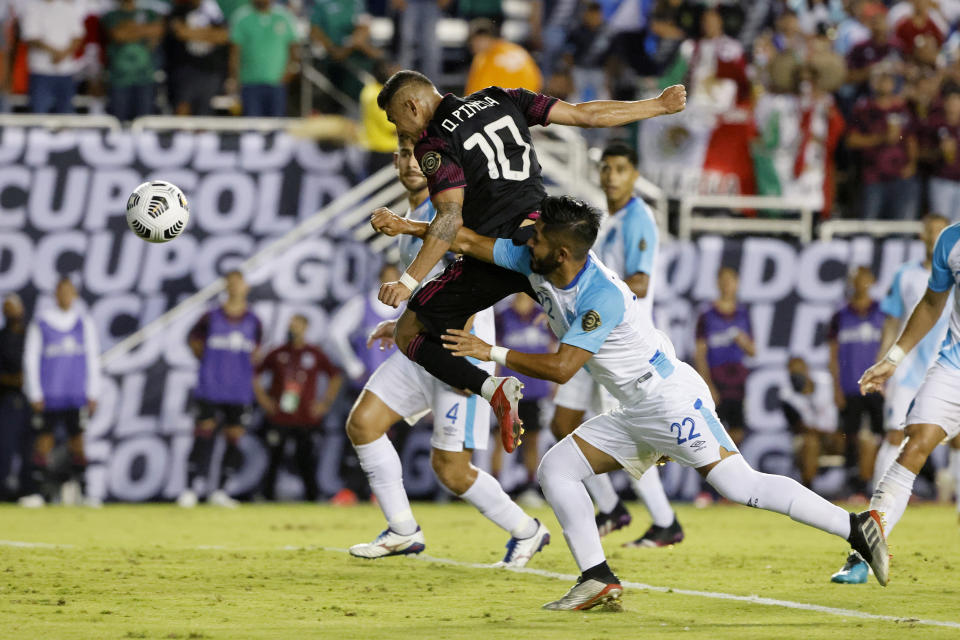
left=5, top=539, right=959, bottom=629
left=318, top=545, right=960, bottom=630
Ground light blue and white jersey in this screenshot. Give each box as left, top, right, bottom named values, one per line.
left=881, top=260, right=952, bottom=389
left=493, top=240, right=678, bottom=406
left=595, top=197, right=659, bottom=324
left=397, top=199, right=446, bottom=281
left=929, top=222, right=960, bottom=369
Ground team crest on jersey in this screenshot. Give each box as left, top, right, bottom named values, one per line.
left=639, top=238, right=647, bottom=251
left=421, top=151, right=442, bottom=176
left=582, top=310, right=601, bottom=332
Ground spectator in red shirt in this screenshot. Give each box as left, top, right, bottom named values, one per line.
left=927, top=84, right=960, bottom=222
left=893, top=0, right=945, bottom=68
left=847, top=63, right=919, bottom=219
left=846, top=3, right=902, bottom=92
left=254, top=314, right=343, bottom=502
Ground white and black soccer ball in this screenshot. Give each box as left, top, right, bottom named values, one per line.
left=126, top=180, right=190, bottom=243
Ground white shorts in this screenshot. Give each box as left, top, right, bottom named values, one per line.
left=904, top=362, right=960, bottom=439
left=884, top=380, right=918, bottom=432
left=573, top=362, right=738, bottom=479
left=554, top=367, right=617, bottom=415
left=365, top=350, right=494, bottom=452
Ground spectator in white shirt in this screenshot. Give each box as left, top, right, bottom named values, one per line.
left=18, top=0, right=87, bottom=113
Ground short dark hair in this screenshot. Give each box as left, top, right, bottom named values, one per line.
left=377, top=70, right=435, bottom=111
left=600, top=140, right=638, bottom=167
left=539, top=196, right=601, bottom=259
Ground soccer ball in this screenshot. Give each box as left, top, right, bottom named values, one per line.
left=126, top=180, right=190, bottom=243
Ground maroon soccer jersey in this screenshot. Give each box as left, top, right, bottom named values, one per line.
left=414, top=86, right=558, bottom=238
left=257, top=344, right=339, bottom=426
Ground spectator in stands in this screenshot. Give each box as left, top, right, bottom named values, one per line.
left=329, top=264, right=401, bottom=390
left=217, top=0, right=249, bottom=21
left=845, top=2, right=902, bottom=94
left=563, top=2, right=608, bottom=103
left=464, top=18, right=541, bottom=95
left=179, top=270, right=263, bottom=508
left=834, top=0, right=871, bottom=57
left=847, top=63, right=919, bottom=220
left=167, top=0, right=230, bottom=116
left=358, top=61, right=399, bottom=154
left=310, top=1, right=384, bottom=101
left=19, top=0, right=87, bottom=114
left=694, top=267, right=755, bottom=446
left=393, top=0, right=447, bottom=83
left=101, top=0, right=163, bottom=121
left=648, top=0, right=691, bottom=70
left=779, top=356, right=838, bottom=487
left=891, top=0, right=945, bottom=68
left=0, top=294, right=28, bottom=501
left=927, top=84, right=960, bottom=221
left=254, top=314, right=343, bottom=502
left=828, top=266, right=884, bottom=496
left=0, top=1, right=12, bottom=113
left=772, top=9, right=808, bottom=57
left=457, top=0, right=502, bottom=23
left=494, top=293, right=555, bottom=507
left=529, top=0, right=578, bottom=76
left=20, top=276, right=101, bottom=508
left=229, top=0, right=300, bottom=117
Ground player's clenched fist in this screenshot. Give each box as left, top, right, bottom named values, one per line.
left=370, top=207, right=409, bottom=237
left=379, top=281, right=412, bottom=308
left=658, top=84, right=687, bottom=115
left=858, top=360, right=895, bottom=395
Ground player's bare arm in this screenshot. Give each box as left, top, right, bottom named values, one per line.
left=442, top=329, right=591, bottom=385
left=547, top=85, right=686, bottom=128
left=378, top=189, right=464, bottom=307
left=859, top=286, right=950, bottom=394
left=624, top=272, right=650, bottom=298
left=371, top=207, right=496, bottom=262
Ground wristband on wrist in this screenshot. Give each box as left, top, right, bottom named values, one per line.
left=489, top=346, right=510, bottom=366
left=399, top=272, right=419, bottom=291
left=885, top=344, right=906, bottom=365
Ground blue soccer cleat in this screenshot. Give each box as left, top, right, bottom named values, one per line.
left=831, top=551, right=869, bottom=584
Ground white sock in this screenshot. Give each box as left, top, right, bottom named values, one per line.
left=583, top=474, right=619, bottom=514
left=538, top=436, right=606, bottom=572
left=461, top=469, right=538, bottom=538
left=870, top=461, right=916, bottom=536
left=632, top=466, right=674, bottom=528
left=706, top=454, right=851, bottom=539
left=354, top=435, right=418, bottom=536
left=480, top=376, right=498, bottom=401
left=873, top=437, right=901, bottom=490
left=951, top=449, right=960, bottom=514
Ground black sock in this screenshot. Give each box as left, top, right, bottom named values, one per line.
left=407, top=332, right=489, bottom=395
left=220, top=441, right=243, bottom=489
left=186, top=435, right=214, bottom=490
left=581, top=561, right=618, bottom=583
left=846, top=512, right=858, bottom=544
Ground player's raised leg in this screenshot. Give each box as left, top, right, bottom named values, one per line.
left=537, top=433, right=623, bottom=610
left=346, top=388, right=424, bottom=558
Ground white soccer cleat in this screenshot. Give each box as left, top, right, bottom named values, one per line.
left=18, top=494, right=45, bottom=508
left=177, top=489, right=198, bottom=508
left=349, top=527, right=425, bottom=558
left=542, top=578, right=623, bottom=611
left=208, top=489, right=239, bottom=508
left=495, top=519, right=550, bottom=568
left=60, top=480, right=81, bottom=506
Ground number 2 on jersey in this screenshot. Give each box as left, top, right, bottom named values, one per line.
left=669, top=417, right=701, bottom=445
left=463, top=115, right=531, bottom=181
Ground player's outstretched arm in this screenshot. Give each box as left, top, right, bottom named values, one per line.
left=547, top=84, right=686, bottom=129
left=370, top=206, right=496, bottom=263
left=859, top=286, right=950, bottom=394
left=441, top=329, right=591, bottom=384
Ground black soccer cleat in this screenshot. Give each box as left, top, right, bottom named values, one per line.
left=596, top=500, right=632, bottom=537
left=847, top=510, right=889, bottom=586
left=623, top=516, right=684, bottom=548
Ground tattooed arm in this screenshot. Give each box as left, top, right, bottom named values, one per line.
left=378, top=188, right=464, bottom=307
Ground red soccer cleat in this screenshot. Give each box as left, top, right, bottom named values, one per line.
left=489, top=377, right=524, bottom=453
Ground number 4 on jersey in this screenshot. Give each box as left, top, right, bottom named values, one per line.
left=464, top=115, right=531, bottom=181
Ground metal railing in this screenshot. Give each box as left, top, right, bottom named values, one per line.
left=819, top=219, right=922, bottom=240
left=678, top=195, right=816, bottom=242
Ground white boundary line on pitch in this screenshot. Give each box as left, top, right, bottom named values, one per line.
left=0, top=540, right=73, bottom=549
left=318, top=545, right=960, bottom=630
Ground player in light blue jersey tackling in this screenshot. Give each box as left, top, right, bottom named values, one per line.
left=346, top=137, right=549, bottom=567
left=859, top=221, right=960, bottom=586
left=373, top=196, right=888, bottom=609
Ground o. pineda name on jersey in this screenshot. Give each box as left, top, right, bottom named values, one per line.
left=440, top=96, right=500, bottom=132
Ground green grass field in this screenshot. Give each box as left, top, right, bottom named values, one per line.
left=2, top=501, right=959, bottom=639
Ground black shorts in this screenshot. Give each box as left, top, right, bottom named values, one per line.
left=716, top=398, right=745, bottom=431
left=407, top=256, right=535, bottom=337
left=193, top=399, right=252, bottom=428
left=517, top=399, right=543, bottom=432
left=32, top=408, right=86, bottom=437
left=840, top=393, right=884, bottom=436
